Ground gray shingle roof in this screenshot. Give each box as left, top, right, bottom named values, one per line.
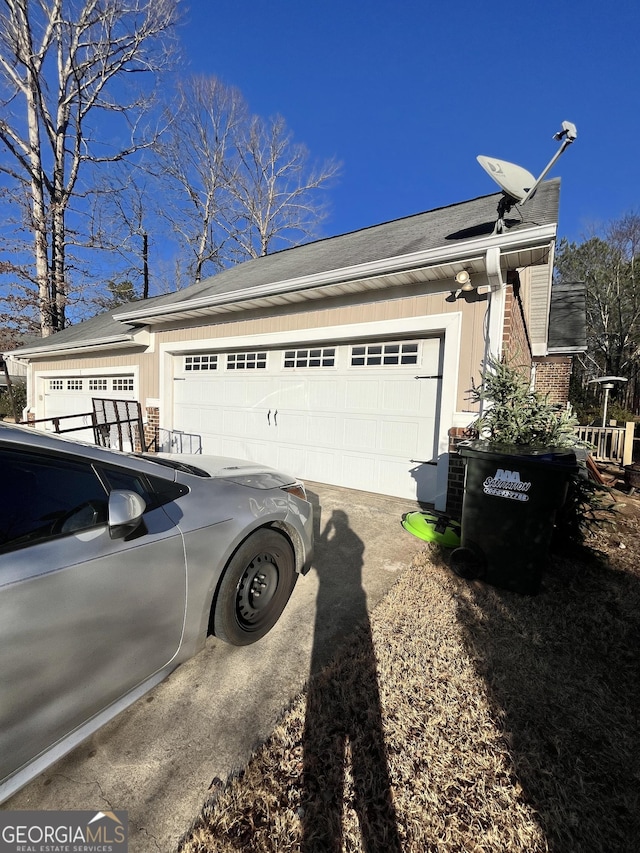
left=135, top=179, right=560, bottom=309
left=10, top=180, right=560, bottom=355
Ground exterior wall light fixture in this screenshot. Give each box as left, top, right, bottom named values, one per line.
left=455, top=270, right=474, bottom=291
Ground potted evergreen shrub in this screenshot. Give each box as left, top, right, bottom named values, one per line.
left=450, top=356, right=612, bottom=591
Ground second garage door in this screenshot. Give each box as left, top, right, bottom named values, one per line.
left=172, top=337, right=443, bottom=501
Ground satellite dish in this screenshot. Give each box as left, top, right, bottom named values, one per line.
left=477, top=157, right=536, bottom=204
left=478, top=121, right=577, bottom=233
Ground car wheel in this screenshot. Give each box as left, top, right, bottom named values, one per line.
left=212, top=529, right=298, bottom=646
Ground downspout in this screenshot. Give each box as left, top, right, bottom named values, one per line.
left=480, top=246, right=507, bottom=420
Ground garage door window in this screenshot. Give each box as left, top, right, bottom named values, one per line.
left=112, top=377, right=134, bottom=391
left=46, top=375, right=134, bottom=393
left=283, top=347, right=336, bottom=369
left=351, top=342, right=419, bottom=366
left=185, top=354, right=217, bottom=371
left=227, top=352, right=267, bottom=370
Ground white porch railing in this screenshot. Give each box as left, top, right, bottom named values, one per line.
left=575, top=422, right=635, bottom=466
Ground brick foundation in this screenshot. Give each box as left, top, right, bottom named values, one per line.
left=143, top=406, right=160, bottom=452
left=446, top=426, right=475, bottom=520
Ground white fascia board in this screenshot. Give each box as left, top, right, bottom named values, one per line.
left=12, top=334, right=136, bottom=360
left=117, top=224, right=557, bottom=323
left=10, top=328, right=153, bottom=360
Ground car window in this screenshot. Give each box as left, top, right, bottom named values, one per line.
left=0, top=449, right=109, bottom=553
left=97, top=466, right=188, bottom=509
left=98, top=466, right=150, bottom=501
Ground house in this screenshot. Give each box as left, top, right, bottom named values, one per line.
left=7, top=178, right=584, bottom=512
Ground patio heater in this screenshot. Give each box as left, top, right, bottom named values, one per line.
left=589, top=376, right=628, bottom=427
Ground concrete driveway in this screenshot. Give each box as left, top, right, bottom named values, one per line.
left=3, top=483, right=426, bottom=851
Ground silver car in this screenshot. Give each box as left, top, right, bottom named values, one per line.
left=0, top=421, right=313, bottom=803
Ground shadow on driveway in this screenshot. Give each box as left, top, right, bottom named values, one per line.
left=300, top=495, right=402, bottom=852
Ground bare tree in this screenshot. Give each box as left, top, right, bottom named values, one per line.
left=555, top=213, right=640, bottom=415
left=157, top=76, right=341, bottom=280
left=88, top=161, right=163, bottom=301
left=155, top=75, right=247, bottom=282
left=229, top=113, right=341, bottom=260
left=0, top=182, right=42, bottom=337
left=0, top=0, right=180, bottom=336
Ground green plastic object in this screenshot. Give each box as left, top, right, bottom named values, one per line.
left=402, top=512, right=461, bottom=547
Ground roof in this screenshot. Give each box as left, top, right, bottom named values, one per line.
left=10, top=180, right=560, bottom=358
left=547, top=280, right=587, bottom=353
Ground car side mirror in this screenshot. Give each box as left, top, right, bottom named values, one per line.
left=108, top=490, right=146, bottom=540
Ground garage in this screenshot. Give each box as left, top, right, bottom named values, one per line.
left=38, top=372, right=137, bottom=442
left=11, top=183, right=563, bottom=512
left=171, top=336, right=443, bottom=500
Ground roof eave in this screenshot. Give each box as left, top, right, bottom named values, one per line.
left=115, top=222, right=558, bottom=325
left=10, top=334, right=137, bottom=360
left=547, top=346, right=588, bottom=355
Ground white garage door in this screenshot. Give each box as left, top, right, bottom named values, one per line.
left=41, top=374, right=137, bottom=443
left=172, top=338, right=443, bottom=501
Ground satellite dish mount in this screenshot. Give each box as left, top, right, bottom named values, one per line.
left=477, top=121, right=577, bottom=233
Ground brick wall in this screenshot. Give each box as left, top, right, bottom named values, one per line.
left=502, top=283, right=532, bottom=374
left=533, top=357, right=572, bottom=406
left=143, top=405, right=160, bottom=452
left=446, top=426, right=475, bottom=520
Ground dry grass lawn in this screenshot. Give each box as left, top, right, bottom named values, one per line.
left=178, top=494, right=640, bottom=853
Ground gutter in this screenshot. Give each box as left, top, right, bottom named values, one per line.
left=9, top=333, right=136, bottom=360
left=115, top=223, right=557, bottom=323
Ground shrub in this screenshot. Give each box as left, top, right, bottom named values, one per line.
left=0, top=382, right=26, bottom=420
left=467, top=355, right=615, bottom=548
left=467, top=355, right=581, bottom=447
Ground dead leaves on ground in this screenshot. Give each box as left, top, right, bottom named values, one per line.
left=179, top=504, right=640, bottom=852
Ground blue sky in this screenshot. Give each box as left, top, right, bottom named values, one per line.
left=178, top=0, right=639, bottom=245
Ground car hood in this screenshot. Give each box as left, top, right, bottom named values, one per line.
left=155, top=453, right=299, bottom=489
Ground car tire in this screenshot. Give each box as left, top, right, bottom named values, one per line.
left=212, top=529, right=298, bottom=646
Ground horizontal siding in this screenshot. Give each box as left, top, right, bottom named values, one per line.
left=30, top=350, right=158, bottom=408
left=30, top=286, right=490, bottom=418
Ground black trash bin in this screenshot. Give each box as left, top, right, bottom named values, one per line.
left=450, top=440, right=578, bottom=594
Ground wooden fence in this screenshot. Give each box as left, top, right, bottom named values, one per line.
left=575, top=422, right=635, bottom=466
